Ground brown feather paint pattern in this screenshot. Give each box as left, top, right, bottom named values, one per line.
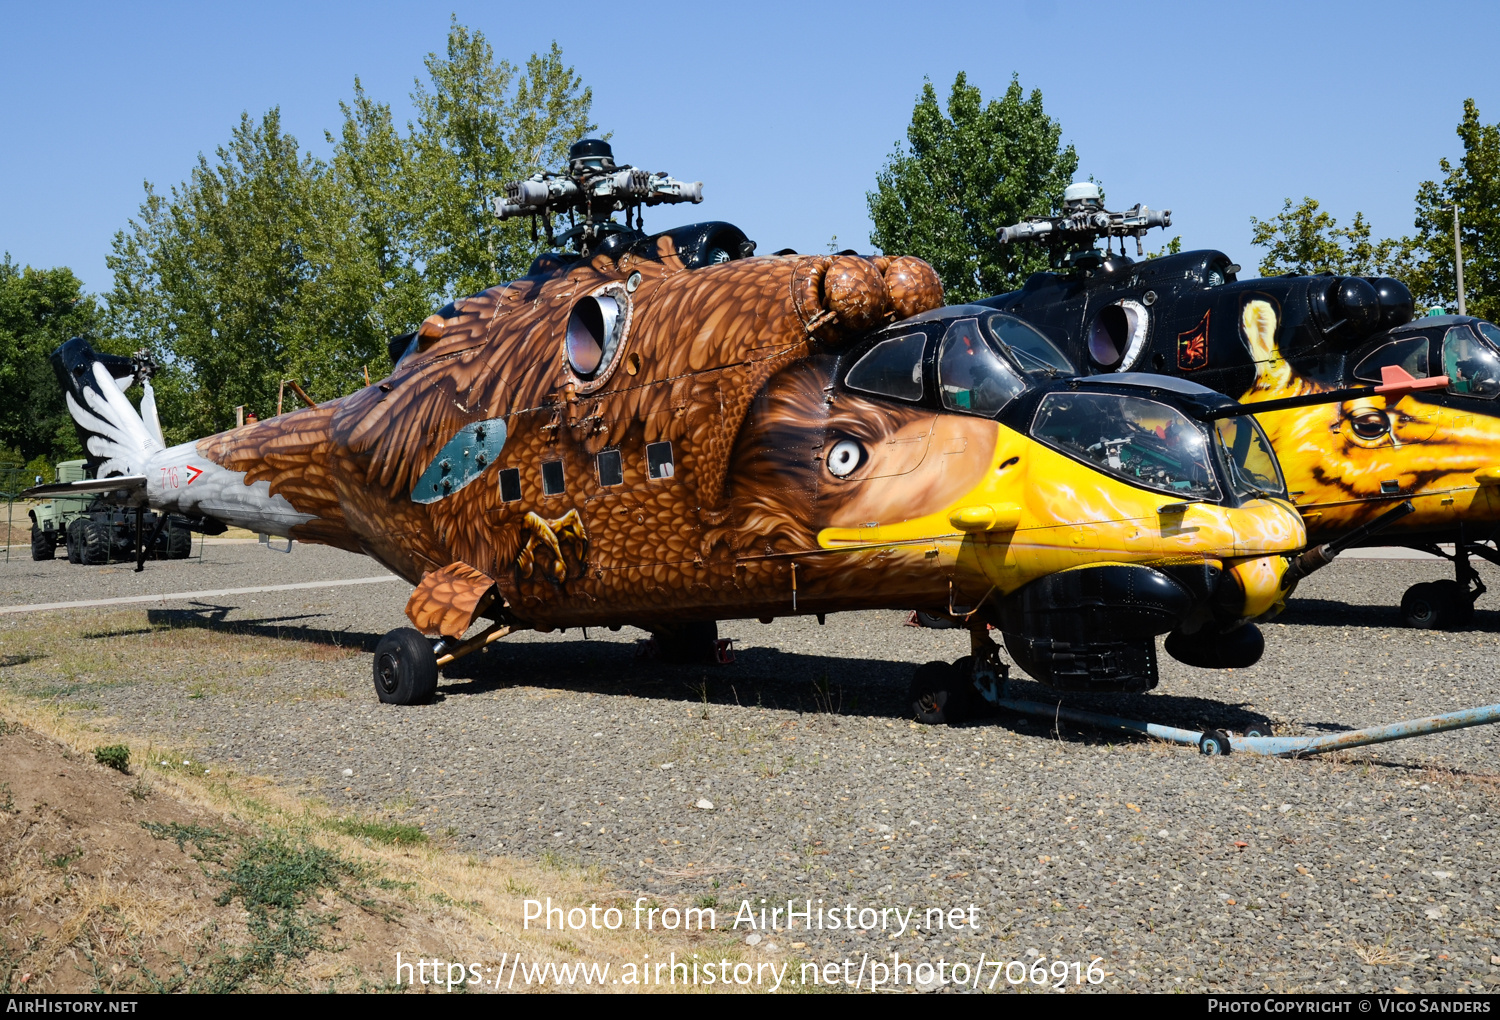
left=196, top=237, right=946, bottom=629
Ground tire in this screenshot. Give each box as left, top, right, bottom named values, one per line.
left=79, top=521, right=110, bottom=565
left=651, top=621, right=720, bottom=664
left=909, top=659, right=974, bottom=726
left=1401, top=581, right=1456, bottom=629
left=66, top=519, right=84, bottom=564
left=373, top=628, right=439, bottom=705
left=164, top=521, right=193, bottom=559
left=1430, top=579, right=1473, bottom=627
left=1244, top=724, right=1274, bottom=739
left=30, top=526, right=55, bottom=561
left=1198, top=729, right=1232, bottom=756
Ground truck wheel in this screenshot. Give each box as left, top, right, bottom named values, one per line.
left=79, top=521, right=110, bottom=565
left=66, top=520, right=85, bottom=563
left=372, top=628, right=438, bottom=705
left=30, top=527, right=56, bottom=561
left=164, top=521, right=192, bottom=559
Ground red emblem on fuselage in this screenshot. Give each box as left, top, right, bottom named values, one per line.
left=1177, top=310, right=1210, bottom=371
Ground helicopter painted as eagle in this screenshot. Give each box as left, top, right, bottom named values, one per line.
left=38, top=141, right=1379, bottom=723
left=985, top=182, right=1500, bottom=630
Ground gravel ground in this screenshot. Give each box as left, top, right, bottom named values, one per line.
left=4, top=543, right=1500, bottom=993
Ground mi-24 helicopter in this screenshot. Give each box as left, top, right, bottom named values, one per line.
left=31, top=142, right=1416, bottom=725
left=988, top=182, right=1500, bottom=630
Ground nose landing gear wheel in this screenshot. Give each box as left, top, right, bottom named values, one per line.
left=373, top=628, right=438, bottom=705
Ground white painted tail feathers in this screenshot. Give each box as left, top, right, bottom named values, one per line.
left=64, top=361, right=164, bottom=478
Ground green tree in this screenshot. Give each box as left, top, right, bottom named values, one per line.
left=868, top=73, right=1078, bottom=303
left=406, top=26, right=596, bottom=298
left=107, top=109, right=383, bottom=439
left=107, top=21, right=597, bottom=439
left=1406, top=99, right=1500, bottom=320
left=1249, top=197, right=1415, bottom=278
left=0, top=255, right=101, bottom=463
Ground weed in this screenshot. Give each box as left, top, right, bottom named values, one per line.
left=0, top=719, right=21, bottom=734
left=811, top=675, right=842, bottom=716
left=92, top=744, right=130, bottom=772
left=127, top=775, right=152, bottom=801
left=327, top=817, right=427, bottom=846
left=695, top=894, right=718, bottom=909
left=0, top=783, right=12, bottom=812
left=218, top=835, right=361, bottom=911
left=141, top=821, right=233, bottom=863
left=49, top=848, right=83, bottom=870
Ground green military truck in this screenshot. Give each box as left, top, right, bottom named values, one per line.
left=29, top=460, right=193, bottom=564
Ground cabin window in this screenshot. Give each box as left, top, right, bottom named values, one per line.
left=937, top=318, right=1025, bottom=415
left=844, top=333, right=925, bottom=401
left=498, top=467, right=522, bottom=503
left=1353, top=337, right=1428, bottom=383
left=646, top=441, right=675, bottom=479
left=597, top=449, right=623, bottom=487
left=541, top=459, right=565, bottom=496
left=1443, top=327, right=1500, bottom=399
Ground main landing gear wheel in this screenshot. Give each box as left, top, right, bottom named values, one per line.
left=30, top=526, right=55, bottom=561
left=651, top=621, right=720, bottom=664
left=909, top=660, right=975, bottom=726
left=373, top=628, right=438, bottom=705
left=1401, top=580, right=1471, bottom=630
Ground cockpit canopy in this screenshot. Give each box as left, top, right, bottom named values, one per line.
left=843, top=306, right=1073, bottom=413
left=1361, top=317, right=1500, bottom=400
left=1029, top=387, right=1286, bottom=503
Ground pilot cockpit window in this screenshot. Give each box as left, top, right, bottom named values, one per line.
left=1443, top=326, right=1500, bottom=399
left=984, top=313, right=1073, bottom=376
left=937, top=318, right=1026, bottom=416
left=1031, top=392, right=1221, bottom=500
left=844, top=333, right=925, bottom=402
left=1353, top=336, right=1429, bottom=384
left=1476, top=322, right=1500, bottom=350
left=1213, top=418, right=1287, bottom=501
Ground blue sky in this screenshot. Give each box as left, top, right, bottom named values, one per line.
left=2, top=0, right=1495, bottom=296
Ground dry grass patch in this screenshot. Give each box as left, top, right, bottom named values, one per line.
left=0, top=615, right=747, bottom=994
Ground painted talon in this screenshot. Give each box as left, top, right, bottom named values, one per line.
left=518, top=509, right=588, bottom=585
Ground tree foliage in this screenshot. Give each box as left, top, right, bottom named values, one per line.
left=1251, top=100, right=1497, bottom=320
left=1249, top=197, right=1415, bottom=278
left=107, top=20, right=595, bottom=439
left=1406, top=99, right=1500, bottom=321
left=0, top=255, right=100, bottom=463
left=868, top=73, right=1077, bottom=303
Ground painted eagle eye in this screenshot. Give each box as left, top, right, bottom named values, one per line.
left=826, top=439, right=865, bottom=478
left=1350, top=410, right=1391, bottom=440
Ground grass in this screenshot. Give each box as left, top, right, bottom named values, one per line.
left=326, top=817, right=427, bottom=846
left=0, top=609, right=744, bottom=993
